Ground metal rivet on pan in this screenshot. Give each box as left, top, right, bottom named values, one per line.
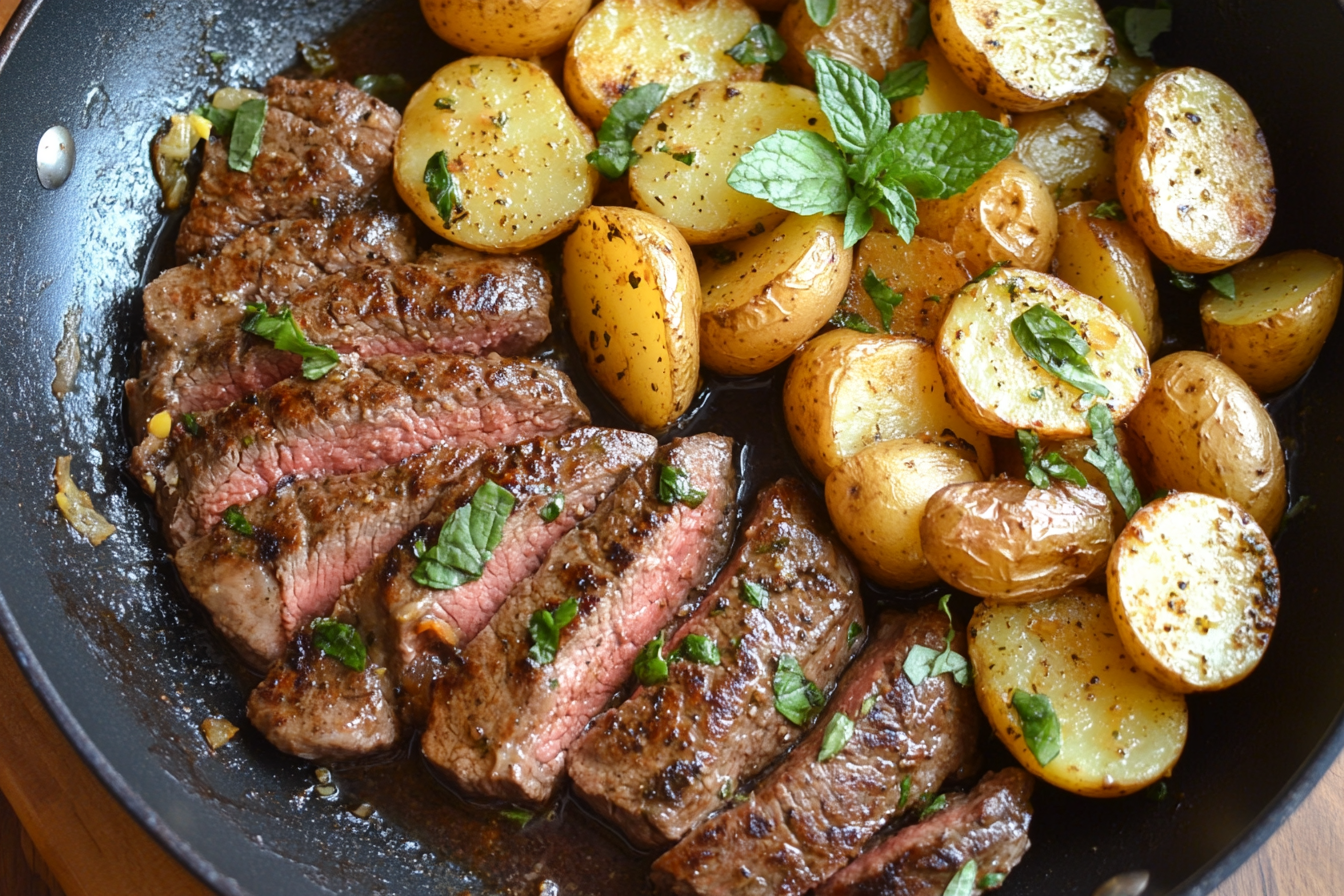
left=36, top=125, right=75, bottom=189
left=1094, top=870, right=1151, bottom=896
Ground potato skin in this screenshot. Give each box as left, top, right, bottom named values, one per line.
left=1087, top=40, right=1160, bottom=126
left=563, top=206, right=700, bottom=429
left=1125, top=352, right=1287, bottom=535
left=1012, top=104, right=1118, bottom=207
left=825, top=438, right=983, bottom=588
left=922, top=478, right=1115, bottom=601
left=837, top=234, right=969, bottom=340
left=1115, top=68, right=1275, bottom=273
left=421, top=0, right=592, bottom=57
left=785, top=331, right=995, bottom=481
left=778, top=0, right=915, bottom=88
left=1108, top=492, right=1279, bottom=692
left=1200, top=250, right=1344, bottom=394
left=930, top=0, right=1115, bottom=113
left=917, top=159, right=1059, bottom=274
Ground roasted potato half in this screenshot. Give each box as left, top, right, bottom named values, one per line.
left=785, top=331, right=994, bottom=481
left=922, top=478, right=1115, bottom=602
left=1115, top=68, right=1275, bottom=273
left=930, top=0, right=1116, bottom=113
left=395, top=57, right=597, bottom=253
left=1124, top=352, right=1287, bottom=534
left=1012, top=104, right=1118, bottom=207
left=825, top=437, right=983, bottom=588
left=564, top=0, right=763, bottom=129
left=1200, top=250, right=1344, bottom=394
left=1087, top=40, right=1160, bottom=126
left=894, top=41, right=1002, bottom=124
left=563, top=206, right=700, bottom=429
left=969, top=591, right=1189, bottom=797
left=777, top=0, right=915, bottom=87
left=1108, top=492, right=1279, bottom=693
left=836, top=234, right=969, bottom=341
left=421, top=0, right=592, bottom=57
left=629, top=81, right=835, bottom=245
left=916, top=159, right=1059, bottom=274
left=698, top=214, right=852, bottom=376
left=935, top=267, right=1151, bottom=438
left=1053, top=200, right=1162, bottom=354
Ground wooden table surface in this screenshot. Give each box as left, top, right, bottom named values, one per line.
left=0, top=0, right=1341, bottom=893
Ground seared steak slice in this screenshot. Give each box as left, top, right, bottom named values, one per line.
left=247, top=428, right=657, bottom=760
left=174, top=442, right=487, bottom=668
left=130, top=354, right=589, bottom=549
left=422, top=435, right=737, bottom=804
left=128, top=212, right=417, bottom=437
left=568, top=478, right=865, bottom=848
left=177, top=77, right=400, bottom=261
left=153, top=246, right=554, bottom=425
left=816, top=768, right=1034, bottom=896
left=651, top=606, right=981, bottom=896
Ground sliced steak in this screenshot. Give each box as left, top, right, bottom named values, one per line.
left=247, top=427, right=657, bottom=760
left=422, top=435, right=737, bottom=804
left=130, top=353, right=589, bottom=549
left=651, top=606, right=981, bottom=896
left=816, top=768, right=1034, bottom=896
left=176, top=77, right=400, bottom=261
left=128, top=211, right=417, bottom=437
left=155, top=246, right=554, bottom=425
left=175, top=442, right=487, bottom=668
left=568, top=478, right=865, bottom=849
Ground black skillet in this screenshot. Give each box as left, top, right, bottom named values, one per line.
left=0, top=0, right=1342, bottom=893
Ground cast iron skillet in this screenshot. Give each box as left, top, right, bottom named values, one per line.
left=1, top=0, right=1342, bottom=893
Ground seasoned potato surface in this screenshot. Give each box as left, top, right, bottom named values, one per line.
left=778, top=0, right=915, bottom=87
left=917, top=159, right=1059, bottom=274
left=837, top=234, right=969, bottom=341
left=421, top=0, right=593, bottom=57
left=1013, top=104, right=1117, bottom=206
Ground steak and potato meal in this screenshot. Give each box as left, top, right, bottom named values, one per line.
left=103, top=0, right=1328, bottom=889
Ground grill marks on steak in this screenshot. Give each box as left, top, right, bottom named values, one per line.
left=816, top=768, right=1034, bottom=896
left=568, top=479, right=864, bottom=848
left=176, top=77, right=401, bottom=261
left=130, top=353, right=589, bottom=548
left=246, top=428, right=658, bottom=761
left=421, top=435, right=737, bottom=804
left=651, top=607, right=981, bottom=896
left=174, top=442, right=488, bottom=668
left=129, top=212, right=418, bottom=438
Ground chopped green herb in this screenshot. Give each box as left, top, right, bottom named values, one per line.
left=1208, top=271, right=1237, bottom=300
left=979, top=872, right=1007, bottom=889
left=862, top=267, right=904, bottom=332
left=1084, top=404, right=1142, bottom=518
left=352, top=73, right=409, bottom=106
left=527, top=597, right=579, bottom=666
left=906, top=0, right=932, bottom=47
left=423, top=150, right=461, bottom=226
left=222, top=505, right=253, bottom=536
left=943, top=859, right=977, bottom=896
left=1017, top=429, right=1088, bottom=490
left=412, top=480, right=517, bottom=589
left=434, top=97, right=454, bottom=110
left=879, top=61, right=929, bottom=101
left=499, top=807, right=533, bottom=827
left=539, top=492, right=565, bottom=523
left=1145, top=781, right=1169, bottom=802
left=659, top=464, right=707, bottom=508
left=242, top=303, right=340, bottom=380
left=805, top=0, right=837, bottom=27
left=817, top=711, right=854, bottom=762
left=1010, top=303, right=1111, bottom=398
left=774, top=654, right=825, bottom=725
left=300, top=41, right=337, bottom=76
left=972, top=261, right=1007, bottom=283
left=310, top=617, right=366, bottom=671
left=671, top=633, right=721, bottom=666
left=919, top=793, right=947, bottom=820
left=860, top=692, right=877, bottom=717
left=586, top=82, right=668, bottom=178
left=227, top=98, right=267, bottom=173
left=1169, top=266, right=1200, bottom=291
left=634, top=634, right=669, bottom=686
left=208, top=50, right=228, bottom=66
left=671, top=150, right=695, bottom=165
left=847, top=621, right=863, bottom=646
left=180, top=412, right=202, bottom=436
left=926, top=294, right=941, bottom=303
left=491, top=111, right=508, bottom=128
left=1106, top=4, right=1172, bottom=59
left=742, top=580, right=769, bottom=609
left=725, top=23, right=787, bottom=65
left=1028, top=386, right=1045, bottom=401
left=719, top=779, right=735, bottom=800
left=1012, top=689, right=1062, bottom=767
left=194, top=103, right=237, bottom=135
left=1090, top=200, right=1126, bottom=220
left=830, top=309, right=880, bottom=334
left=898, top=775, right=911, bottom=809
left=903, top=595, right=971, bottom=687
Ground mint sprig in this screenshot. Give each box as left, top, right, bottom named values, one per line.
left=725, top=24, right=786, bottom=66
left=805, top=0, right=837, bottom=27
left=861, top=267, right=903, bottom=332
left=879, top=61, right=929, bottom=101
left=587, top=83, right=667, bottom=179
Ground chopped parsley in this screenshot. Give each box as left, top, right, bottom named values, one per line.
left=539, top=492, right=565, bottom=523
left=634, top=634, right=669, bottom=686
left=903, top=595, right=970, bottom=687
left=830, top=309, right=880, bottom=334
left=221, top=505, right=253, bottom=536
left=817, top=711, right=854, bottom=762
left=773, top=654, right=825, bottom=726
left=919, top=793, right=947, bottom=820
left=1012, top=689, right=1062, bottom=767
left=1090, top=200, right=1126, bottom=220
left=670, top=633, right=721, bottom=666
left=742, top=580, right=769, bottom=609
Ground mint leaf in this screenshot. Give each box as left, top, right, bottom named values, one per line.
left=1017, top=429, right=1088, bottom=489
left=774, top=654, right=825, bottom=725
left=1169, top=265, right=1200, bottom=291
left=817, top=711, right=854, bottom=762
left=830, top=310, right=879, bottom=333
left=843, top=192, right=875, bottom=247
left=634, top=634, right=669, bottom=685
left=879, top=61, right=929, bottom=101
left=227, top=98, right=267, bottom=172
left=944, top=860, right=978, bottom=896
left=728, top=129, right=852, bottom=215
left=862, top=267, right=904, bottom=332
left=742, top=580, right=769, bottom=609
left=726, top=23, right=786, bottom=65
left=194, top=103, right=236, bottom=136
left=311, top=618, right=366, bottom=671
left=1010, top=304, right=1112, bottom=398
left=907, top=0, right=932, bottom=47
left=242, top=303, right=340, bottom=380
left=413, top=480, right=517, bottom=589
left=539, top=492, right=565, bottom=523
left=659, top=464, right=707, bottom=508
left=1090, top=199, right=1126, bottom=220
left=805, top=0, right=837, bottom=27
left=872, top=177, right=920, bottom=243
left=1084, top=404, right=1143, bottom=518
left=222, top=505, right=253, bottom=537
left=1012, top=689, right=1062, bottom=766
left=859, top=111, right=1017, bottom=199
left=1107, top=5, right=1172, bottom=59
left=423, top=150, right=461, bottom=225
left=586, top=82, right=667, bottom=178
left=528, top=597, right=579, bottom=665
left=807, top=51, right=891, bottom=154
left=1208, top=271, right=1236, bottom=300
left=671, top=633, right=721, bottom=665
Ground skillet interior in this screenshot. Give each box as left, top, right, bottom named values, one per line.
left=0, top=0, right=1342, bottom=893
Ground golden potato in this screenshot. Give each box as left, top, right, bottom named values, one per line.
left=922, top=478, right=1114, bottom=601
left=421, top=0, right=592, bottom=57
left=777, top=0, right=915, bottom=87
left=1115, top=68, right=1275, bottom=273
left=1200, top=250, right=1344, bottom=394
left=784, top=331, right=994, bottom=481
left=1013, top=104, right=1117, bottom=206
left=699, top=214, right=852, bottom=376
left=563, top=206, right=700, bottom=428
left=894, top=41, right=1002, bottom=124
left=935, top=267, right=1151, bottom=438
left=836, top=234, right=969, bottom=340
left=629, top=81, right=835, bottom=245
left=916, top=159, right=1059, bottom=273
left=1124, top=351, right=1287, bottom=534
left=1108, top=492, right=1279, bottom=693
left=930, top=0, right=1115, bottom=113
left=825, top=437, right=983, bottom=588
left=394, top=57, right=597, bottom=253
left=969, top=591, right=1188, bottom=797
left=1053, top=200, right=1162, bottom=354
left=564, top=0, right=763, bottom=129
left=1087, top=40, right=1160, bottom=126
